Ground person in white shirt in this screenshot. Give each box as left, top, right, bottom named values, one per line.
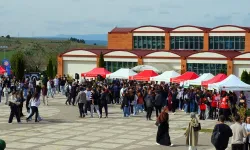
left=3, top=85, right=10, bottom=105
left=84, top=87, right=92, bottom=115
left=54, top=77, right=59, bottom=94
left=26, top=92, right=40, bottom=122
left=47, top=79, right=54, bottom=98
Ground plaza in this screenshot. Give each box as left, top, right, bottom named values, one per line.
left=1, top=95, right=221, bottom=150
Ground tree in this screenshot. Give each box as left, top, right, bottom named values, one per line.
left=241, top=70, right=248, bottom=83
left=6, top=35, right=10, bottom=39
left=54, top=65, right=57, bottom=77
left=10, top=51, right=25, bottom=80
left=98, top=52, right=105, bottom=68
left=47, top=58, right=53, bottom=78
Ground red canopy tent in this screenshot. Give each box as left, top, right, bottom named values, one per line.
left=130, top=70, right=158, bottom=81
left=0, top=66, right=6, bottom=75
left=170, top=72, right=199, bottom=83
left=81, top=68, right=111, bottom=78
left=201, top=73, right=227, bottom=87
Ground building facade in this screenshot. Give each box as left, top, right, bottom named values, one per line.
left=58, top=25, right=250, bottom=78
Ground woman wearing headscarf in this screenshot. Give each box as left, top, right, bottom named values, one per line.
left=185, top=113, right=200, bottom=150
left=155, top=107, right=174, bottom=146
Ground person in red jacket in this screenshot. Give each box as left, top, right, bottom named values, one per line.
left=219, top=94, right=230, bottom=121
left=211, top=93, right=219, bottom=120
left=199, top=97, right=206, bottom=120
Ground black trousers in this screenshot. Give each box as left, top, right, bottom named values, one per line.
left=244, top=141, right=250, bottom=150
left=219, top=108, right=230, bottom=121
left=130, top=105, right=134, bottom=114
left=232, top=144, right=244, bottom=150
left=200, top=110, right=205, bottom=120
left=155, top=106, right=162, bottom=117
left=146, top=107, right=153, bottom=120
left=65, top=95, right=71, bottom=105
left=211, top=107, right=217, bottom=120
left=85, top=101, right=91, bottom=114
left=71, top=95, right=76, bottom=105
left=172, top=101, right=176, bottom=113
left=78, top=103, right=85, bottom=117
left=27, top=106, right=39, bottom=122
left=9, top=106, right=21, bottom=123
left=99, top=104, right=108, bottom=117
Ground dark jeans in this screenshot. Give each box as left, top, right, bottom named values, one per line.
left=130, top=105, right=134, bottom=114
left=78, top=103, right=85, bottom=117
left=245, top=142, right=250, bottom=150
left=27, top=106, right=39, bottom=122
left=155, top=106, right=162, bottom=117
left=65, top=95, right=71, bottom=105
left=211, top=107, right=217, bottom=120
left=200, top=110, right=205, bottom=120
left=71, top=95, right=76, bottom=105
left=99, top=104, right=108, bottom=117
left=232, top=143, right=244, bottom=150
left=146, top=107, right=153, bottom=120
left=9, top=106, right=21, bottom=123
left=85, top=101, right=91, bottom=114
left=172, top=101, right=176, bottom=113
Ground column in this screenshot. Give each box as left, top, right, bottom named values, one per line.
left=227, top=59, right=233, bottom=75
left=181, top=57, right=187, bottom=74
left=96, top=56, right=100, bottom=67
left=245, top=32, right=250, bottom=52
left=138, top=57, right=143, bottom=65
left=165, top=33, right=170, bottom=50
left=203, top=32, right=209, bottom=51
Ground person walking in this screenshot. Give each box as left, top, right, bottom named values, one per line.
left=3, top=84, right=10, bottom=105
left=155, top=107, right=174, bottom=146
left=84, top=87, right=92, bottom=115
left=154, top=90, right=163, bottom=118
left=145, top=91, right=154, bottom=120
left=211, top=115, right=232, bottom=150
left=8, top=92, right=21, bottom=124
left=184, top=113, right=200, bottom=150
left=243, top=116, right=250, bottom=150
left=231, top=115, right=249, bottom=150
left=121, top=90, right=130, bottom=117
left=42, top=85, right=48, bottom=106
left=99, top=88, right=108, bottom=118
left=90, top=89, right=101, bottom=118
left=26, top=92, right=40, bottom=122
left=76, top=87, right=87, bottom=118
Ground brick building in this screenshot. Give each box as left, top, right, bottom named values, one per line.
left=58, top=25, right=250, bottom=78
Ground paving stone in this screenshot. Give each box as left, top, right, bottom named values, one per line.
left=102, top=138, right=135, bottom=144
left=53, top=139, right=88, bottom=146
left=71, top=136, right=101, bottom=141
left=37, top=145, right=71, bottom=150
left=88, top=142, right=122, bottom=149
left=7, top=142, right=38, bottom=149
left=21, top=137, right=57, bottom=144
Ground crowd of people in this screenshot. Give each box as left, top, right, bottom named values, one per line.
left=0, top=75, right=250, bottom=150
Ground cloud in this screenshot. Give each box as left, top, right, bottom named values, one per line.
left=0, top=0, right=250, bottom=36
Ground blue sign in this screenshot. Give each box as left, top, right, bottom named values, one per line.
left=1, top=59, right=11, bottom=75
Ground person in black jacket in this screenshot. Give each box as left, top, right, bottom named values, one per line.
left=121, top=90, right=130, bottom=117
left=145, top=91, right=154, bottom=120
left=154, top=90, right=163, bottom=117
left=99, top=88, right=108, bottom=118
left=212, top=115, right=232, bottom=150
left=70, top=83, right=77, bottom=106
left=90, top=89, right=101, bottom=118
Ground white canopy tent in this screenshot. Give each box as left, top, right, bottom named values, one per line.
left=132, top=65, right=161, bottom=73
left=185, top=73, right=214, bottom=86
left=107, top=68, right=137, bottom=79
left=208, top=74, right=250, bottom=91
left=150, top=71, right=180, bottom=82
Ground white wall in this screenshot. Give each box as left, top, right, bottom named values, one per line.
left=104, top=58, right=137, bottom=62
left=63, top=60, right=96, bottom=77
left=235, top=53, right=250, bottom=59
left=211, top=26, right=245, bottom=31
left=63, top=50, right=96, bottom=56
left=188, top=52, right=226, bottom=58
left=105, top=51, right=137, bottom=57
left=146, top=52, right=179, bottom=57
left=134, top=26, right=164, bottom=32
left=209, top=33, right=245, bottom=36
left=143, top=58, right=180, bottom=63
left=172, top=26, right=203, bottom=32
left=170, top=33, right=204, bottom=36
left=63, top=57, right=96, bottom=61
left=133, top=33, right=165, bottom=36
left=234, top=64, right=250, bottom=77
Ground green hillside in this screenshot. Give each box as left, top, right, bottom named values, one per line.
left=0, top=37, right=106, bottom=60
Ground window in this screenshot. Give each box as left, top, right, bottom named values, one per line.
left=209, top=36, right=245, bottom=50
left=187, top=63, right=227, bottom=75
left=170, top=36, right=203, bottom=50
left=133, top=36, right=165, bottom=50
left=105, top=61, right=137, bottom=72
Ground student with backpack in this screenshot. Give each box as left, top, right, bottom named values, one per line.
left=211, top=115, right=232, bottom=150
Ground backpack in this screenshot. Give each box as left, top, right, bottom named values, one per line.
left=211, top=125, right=221, bottom=147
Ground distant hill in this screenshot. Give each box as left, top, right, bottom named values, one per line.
left=34, top=34, right=108, bottom=46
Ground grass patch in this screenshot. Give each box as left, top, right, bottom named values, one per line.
left=180, top=128, right=213, bottom=133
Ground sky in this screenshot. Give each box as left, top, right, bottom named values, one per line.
left=0, top=0, right=250, bottom=37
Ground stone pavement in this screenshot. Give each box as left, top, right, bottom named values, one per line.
left=0, top=95, right=223, bottom=150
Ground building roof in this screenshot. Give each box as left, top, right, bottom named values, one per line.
left=109, top=25, right=250, bottom=33
left=60, top=48, right=242, bottom=59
